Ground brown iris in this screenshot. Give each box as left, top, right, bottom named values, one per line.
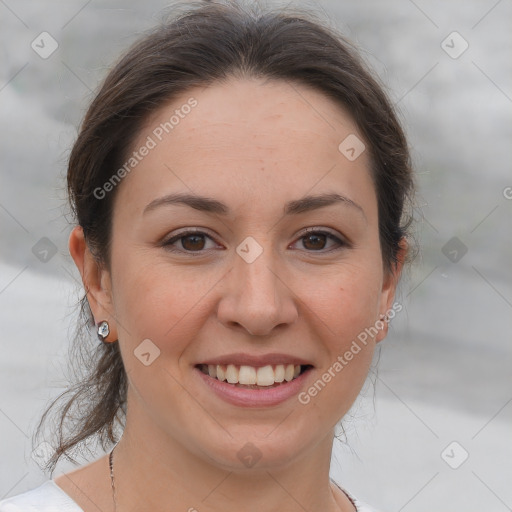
left=181, top=234, right=206, bottom=251
left=302, top=233, right=328, bottom=250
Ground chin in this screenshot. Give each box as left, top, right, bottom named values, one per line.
left=193, top=426, right=313, bottom=472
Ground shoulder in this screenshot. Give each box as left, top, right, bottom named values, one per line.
left=354, top=499, right=386, bottom=512
left=0, top=480, right=83, bottom=512
left=347, top=490, right=386, bottom=512
left=333, top=480, right=386, bottom=512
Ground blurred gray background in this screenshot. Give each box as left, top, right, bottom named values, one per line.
left=1, top=1, right=511, bottom=511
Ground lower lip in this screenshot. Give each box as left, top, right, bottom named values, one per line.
left=194, top=367, right=312, bottom=407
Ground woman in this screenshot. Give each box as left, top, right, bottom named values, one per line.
left=0, top=1, right=414, bottom=511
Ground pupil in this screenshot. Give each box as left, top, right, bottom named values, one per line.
left=183, top=234, right=205, bottom=251
left=304, top=233, right=325, bottom=250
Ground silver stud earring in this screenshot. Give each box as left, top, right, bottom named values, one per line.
left=97, top=320, right=110, bottom=343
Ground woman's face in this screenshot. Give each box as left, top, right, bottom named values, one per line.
left=89, top=78, right=401, bottom=470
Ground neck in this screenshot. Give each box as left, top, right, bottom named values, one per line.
left=110, top=417, right=353, bottom=512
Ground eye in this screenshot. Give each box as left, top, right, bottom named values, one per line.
left=161, top=227, right=348, bottom=255
left=162, top=229, right=220, bottom=254
left=291, top=228, right=348, bottom=252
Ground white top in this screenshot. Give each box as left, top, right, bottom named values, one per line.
left=0, top=479, right=383, bottom=512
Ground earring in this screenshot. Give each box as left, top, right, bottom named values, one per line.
left=97, top=320, right=111, bottom=343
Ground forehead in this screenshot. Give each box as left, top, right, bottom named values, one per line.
left=140, top=77, right=361, bottom=157
left=114, top=77, right=376, bottom=220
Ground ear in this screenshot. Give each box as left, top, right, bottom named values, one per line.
left=68, top=225, right=118, bottom=342
left=375, top=237, right=408, bottom=343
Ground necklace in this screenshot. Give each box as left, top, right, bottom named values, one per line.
left=108, top=444, right=353, bottom=512
left=108, top=445, right=117, bottom=512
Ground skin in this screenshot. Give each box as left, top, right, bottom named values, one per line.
left=59, top=77, right=406, bottom=512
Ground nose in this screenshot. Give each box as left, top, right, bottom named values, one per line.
left=216, top=246, right=298, bottom=336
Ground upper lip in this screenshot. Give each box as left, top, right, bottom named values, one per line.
left=196, top=353, right=313, bottom=367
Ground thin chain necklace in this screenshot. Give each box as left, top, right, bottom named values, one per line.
left=108, top=445, right=117, bottom=512
left=108, top=444, right=352, bottom=512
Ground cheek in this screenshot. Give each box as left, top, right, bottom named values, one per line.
left=303, top=261, right=383, bottom=339
left=298, top=262, right=382, bottom=400
left=111, top=254, right=218, bottom=358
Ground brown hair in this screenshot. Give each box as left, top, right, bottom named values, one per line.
left=34, top=0, right=415, bottom=475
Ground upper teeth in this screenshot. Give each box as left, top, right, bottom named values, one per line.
left=203, top=364, right=301, bottom=386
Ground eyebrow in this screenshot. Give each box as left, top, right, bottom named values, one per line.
left=143, top=191, right=366, bottom=219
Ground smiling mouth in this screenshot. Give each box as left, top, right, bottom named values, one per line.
left=196, top=363, right=313, bottom=388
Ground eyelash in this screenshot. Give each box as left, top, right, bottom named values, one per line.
left=161, top=227, right=348, bottom=255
